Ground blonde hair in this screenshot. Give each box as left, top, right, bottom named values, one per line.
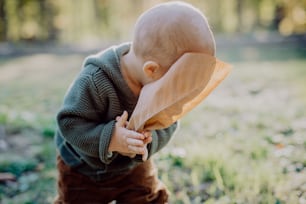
left=133, top=1, right=215, bottom=69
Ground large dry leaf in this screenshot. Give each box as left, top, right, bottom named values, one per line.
left=128, top=53, right=231, bottom=131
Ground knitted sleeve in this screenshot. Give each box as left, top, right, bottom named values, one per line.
left=56, top=71, right=117, bottom=165
left=148, top=122, right=178, bottom=157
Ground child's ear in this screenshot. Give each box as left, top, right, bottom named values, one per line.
left=143, top=61, right=160, bottom=79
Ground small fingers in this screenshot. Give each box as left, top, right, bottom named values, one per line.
left=121, top=111, right=128, bottom=121
left=142, top=146, right=148, bottom=161
left=143, top=136, right=152, bottom=144
left=127, top=131, right=145, bottom=140
left=143, top=131, right=152, bottom=138
left=126, top=138, right=144, bottom=146
left=116, top=111, right=128, bottom=127
left=128, top=145, right=146, bottom=155
left=116, top=117, right=129, bottom=128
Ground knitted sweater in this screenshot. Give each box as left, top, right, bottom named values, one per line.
left=55, top=43, right=177, bottom=175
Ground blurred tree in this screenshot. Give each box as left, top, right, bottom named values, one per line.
left=273, top=3, right=286, bottom=30
left=0, top=0, right=305, bottom=43
left=276, top=0, right=306, bottom=35
left=1, top=0, right=59, bottom=41
left=38, top=0, right=58, bottom=41
left=236, top=0, right=243, bottom=33
left=0, top=0, right=6, bottom=41
left=94, top=0, right=110, bottom=35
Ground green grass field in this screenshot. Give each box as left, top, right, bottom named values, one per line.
left=0, top=42, right=305, bottom=203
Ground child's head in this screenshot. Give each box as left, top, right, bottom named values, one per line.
left=127, top=1, right=216, bottom=85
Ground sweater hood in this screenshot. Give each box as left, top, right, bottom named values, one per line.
left=83, top=42, right=131, bottom=69
left=81, top=42, right=138, bottom=112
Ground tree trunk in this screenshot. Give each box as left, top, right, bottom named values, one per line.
left=0, top=0, right=6, bottom=41
left=236, top=0, right=243, bottom=33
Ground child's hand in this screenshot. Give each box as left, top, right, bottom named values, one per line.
left=109, top=111, right=152, bottom=160
left=141, top=130, right=152, bottom=161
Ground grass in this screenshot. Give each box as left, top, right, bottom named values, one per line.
left=0, top=42, right=305, bottom=203
left=159, top=51, right=306, bottom=203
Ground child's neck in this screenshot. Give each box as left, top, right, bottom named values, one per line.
left=120, top=53, right=142, bottom=96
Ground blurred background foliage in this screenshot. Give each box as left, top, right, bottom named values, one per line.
left=0, top=0, right=306, bottom=203
left=0, top=0, right=305, bottom=43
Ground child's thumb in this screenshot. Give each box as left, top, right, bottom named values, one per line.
left=116, top=111, right=128, bottom=127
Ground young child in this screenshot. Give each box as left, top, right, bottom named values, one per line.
left=54, top=1, right=216, bottom=203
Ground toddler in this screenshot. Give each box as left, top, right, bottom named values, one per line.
left=54, top=1, right=216, bottom=203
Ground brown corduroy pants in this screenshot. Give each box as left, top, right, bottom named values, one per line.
left=54, top=156, right=169, bottom=204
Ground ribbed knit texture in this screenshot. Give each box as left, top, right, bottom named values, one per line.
left=55, top=43, right=178, bottom=175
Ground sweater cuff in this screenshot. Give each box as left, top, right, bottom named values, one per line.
left=99, top=120, right=118, bottom=164
left=147, top=131, right=159, bottom=158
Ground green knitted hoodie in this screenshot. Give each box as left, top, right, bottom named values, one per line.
left=55, top=43, right=177, bottom=176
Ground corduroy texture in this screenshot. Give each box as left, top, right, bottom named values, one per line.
left=54, top=156, right=169, bottom=204
left=128, top=53, right=231, bottom=131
